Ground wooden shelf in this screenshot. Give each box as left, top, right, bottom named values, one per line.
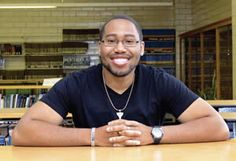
left=0, top=108, right=72, bottom=119
left=0, top=79, right=43, bottom=85
left=1, top=55, right=24, bottom=57
left=0, top=108, right=28, bottom=119
left=0, top=85, right=51, bottom=90
left=207, top=100, right=236, bottom=107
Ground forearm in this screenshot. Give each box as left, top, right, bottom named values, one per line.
left=161, top=116, right=230, bottom=143
left=12, top=120, right=91, bottom=146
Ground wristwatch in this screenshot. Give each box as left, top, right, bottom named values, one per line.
left=151, top=126, right=164, bottom=144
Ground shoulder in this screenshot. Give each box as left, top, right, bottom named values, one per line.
left=52, top=64, right=102, bottom=92
left=137, top=64, right=173, bottom=82
left=65, top=64, right=102, bottom=83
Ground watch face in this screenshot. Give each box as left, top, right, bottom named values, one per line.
left=153, top=127, right=163, bottom=138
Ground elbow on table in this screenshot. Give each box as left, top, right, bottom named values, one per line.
left=11, top=128, right=26, bottom=146
left=216, top=124, right=230, bottom=141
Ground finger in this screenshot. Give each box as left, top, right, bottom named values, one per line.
left=123, top=120, right=140, bottom=127
left=108, top=119, right=126, bottom=125
left=119, top=129, right=142, bottom=137
left=109, top=136, right=129, bottom=143
left=108, top=119, right=140, bottom=127
left=125, top=140, right=141, bottom=146
left=112, top=140, right=140, bottom=147
left=106, top=124, right=130, bottom=132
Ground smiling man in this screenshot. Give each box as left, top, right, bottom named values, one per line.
left=12, top=15, right=229, bottom=147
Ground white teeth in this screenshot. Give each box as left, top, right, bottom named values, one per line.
left=113, top=58, right=128, bottom=65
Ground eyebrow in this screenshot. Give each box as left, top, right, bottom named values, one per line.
left=105, top=34, right=136, bottom=38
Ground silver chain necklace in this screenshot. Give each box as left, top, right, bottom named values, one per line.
left=102, top=73, right=135, bottom=119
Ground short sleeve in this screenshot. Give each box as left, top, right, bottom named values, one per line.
left=40, top=77, right=72, bottom=119
left=157, top=71, right=199, bottom=118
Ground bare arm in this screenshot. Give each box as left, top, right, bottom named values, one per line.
left=12, top=101, right=90, bottom=146
left=12, top=101, right=116, bottom=146
left=160, top=97, right=230, bottom=143
left=106, top=98, right=230, bottom=146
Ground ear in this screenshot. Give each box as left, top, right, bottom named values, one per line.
left=98, top=41, right=101, bottom=56
left=140, top=41, right=145, bottom=56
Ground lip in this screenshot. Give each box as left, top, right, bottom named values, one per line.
left=110, top=54, right=130, bottom=60
left=111, top=57, right=129, bottom=66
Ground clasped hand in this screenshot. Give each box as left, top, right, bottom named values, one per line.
left=96, top=119, right=153, bottom=147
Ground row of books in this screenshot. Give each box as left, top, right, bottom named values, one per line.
left=143, top=36, right=174, bottom=41
left=141, top=29, right=176, bottom=76
left=25, top=75, right=63, bottom=79
left=141, top=53, right=175, bottom=62
left=0, top=44, right=22, bottom=55
left=25, top=48, right=88, bottom=55
left=63, top=54, right=100, bottom=69
left=62, top=47, right=88, bottom=55
left=63, top=34, right=99, bottom=41
left=0, top=58, right=5, bottom=69
left=145, top=41, right=175, bottom=48
left=0, top=93, right=45, bottom=109
left=26, top=61, right=63, bottom=69
left=142, top=29, right=175, bottom=36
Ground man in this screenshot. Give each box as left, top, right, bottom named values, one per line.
left=12, top=15, right=229, bottom=147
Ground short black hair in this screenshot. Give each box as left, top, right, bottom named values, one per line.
left=99, top=15, right=143, bottom=41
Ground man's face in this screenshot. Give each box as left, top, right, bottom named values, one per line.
left=99, top=19, right=144, bottom=77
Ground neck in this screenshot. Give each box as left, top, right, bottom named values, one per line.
left=102, top=68, right=135, bottom=94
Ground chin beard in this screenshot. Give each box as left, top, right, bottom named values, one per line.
left=102, top=63, right=136, bottom=77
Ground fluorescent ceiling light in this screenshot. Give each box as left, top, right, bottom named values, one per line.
left=0, top=6, right=56, bottom=9
left=0, top=2, right=173, bottom=9
left=56, top=2, right=173, bottom=7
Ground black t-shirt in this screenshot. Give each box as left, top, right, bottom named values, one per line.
left=41, top=64, right=198, bottom=128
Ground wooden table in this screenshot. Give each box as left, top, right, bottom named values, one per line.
left=0, top=139, right=236, bottom=161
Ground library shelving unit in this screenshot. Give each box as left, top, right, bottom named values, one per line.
left=24, top=42, right=63, bottom=79
left=140, top=29, right=176, bottom=76
left=0, top=29, right=100, bottom=81
left=0, top=43, right=25, bottom=80
left=0, top=85, right=50, bottom=117
left=0, top=85, right=51, bottom=119
left=62, top=29, right=100, bottom=75
left=179, top=18, right=232, bottom=99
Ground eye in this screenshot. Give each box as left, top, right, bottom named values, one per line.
left=106, top=39, right=116, bottom=44
left=125, top=39, right=135, bottom=45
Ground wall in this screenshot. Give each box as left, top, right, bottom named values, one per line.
left=0, top=1, right=175, bottom=43
left=191, top=0, right=231, bottom=29
left=0, top=0, right=193, bottom=79
left=174, top=0, right=192, bottom=77
left=232, top=0, right=236, bottom=99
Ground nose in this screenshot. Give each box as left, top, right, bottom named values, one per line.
left=114, top=41, right=126, bottom=53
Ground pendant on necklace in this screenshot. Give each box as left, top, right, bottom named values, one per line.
left=116, top=111, right=124, bottom=119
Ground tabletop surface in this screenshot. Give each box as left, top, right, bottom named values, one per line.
left=1, top=139, right=236, bottom=161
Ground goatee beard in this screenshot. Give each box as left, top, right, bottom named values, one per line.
left=102, top=63, right=136, bottom=77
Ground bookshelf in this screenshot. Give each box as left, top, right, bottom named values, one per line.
left=179, top=18, right=232, bottom=99
left=0, top=29, right=100, bottom=80
left=140, top=29, right=176, bottom=75
left=24, top=43, right=63, bottom=79
left=0, top=85, right=50, bottom=109
left=0, top=43, right=25, bottom=80
left=62, top=29, right=100, bottom=75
